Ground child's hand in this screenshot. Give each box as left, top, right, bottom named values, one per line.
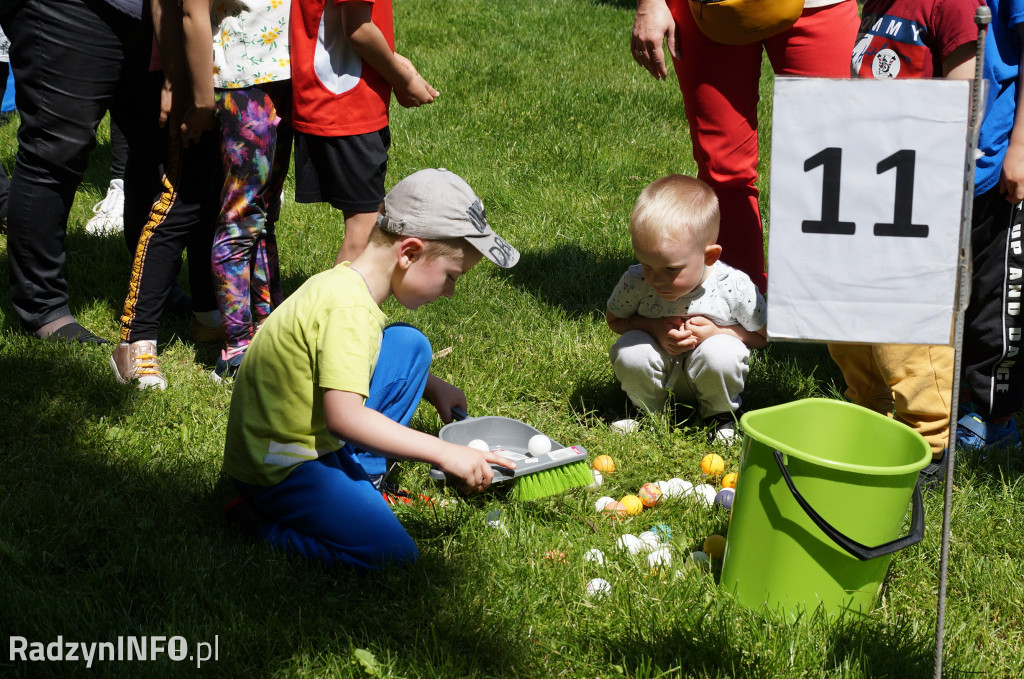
left=439, top=446, right=517, bottom=493
left=658, top=316, right=695, bottom=355
left=683, top=317, right=768, bottom=349
left=394, top=53, right=421, bottom=78
left=393, top=53, right=439, bottom=108
left=159, top=76, right=181, bottom=131
left=180, top=105, right=218, bottom=146
left=423, top=375, right=466, bottom=424
left=1000, top=136, right=1024, bottom=203
left=683, top=315, right=721, bottom=347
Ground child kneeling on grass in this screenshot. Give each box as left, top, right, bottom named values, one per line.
left=606, top=175, right=767, bottom=442
left=222, top=169, right=519, bottom=570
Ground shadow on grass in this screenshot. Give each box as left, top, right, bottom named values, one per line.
left=604, top=608, right=939, bottom=678
left=954, top=444, right=1024, bottom=487
left=0, top=348, right=533, bottom=678
left=501, top=243, right=633, bottom=319
left=821, top=615, right=939, bottom=677
left=566, top=337, right=842, bottom=427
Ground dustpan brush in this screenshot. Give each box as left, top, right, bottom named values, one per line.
left=510, top=459, right=593, bottom=501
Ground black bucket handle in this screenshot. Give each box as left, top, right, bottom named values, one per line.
left=773, top=450, right=925, bottom=561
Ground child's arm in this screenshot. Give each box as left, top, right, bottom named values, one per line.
left=180, top=0, right=218, bottom=144
left=999, top=24, right=1024, bottom=202
left=323, top=389, right=515, bottom=492
left=422, top=374, right=467, bottom=424
left=339, top=2, right=439, bottom=108
left=606, top=310, right=697, bottom=354
left=151, top=0, right=190, bottom=131
left=942, top=43, right=976, bottom=79
left=684, top=315, right=768, bottom=350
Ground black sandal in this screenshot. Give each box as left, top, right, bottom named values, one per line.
left=44, top=322, right=108, bottom=345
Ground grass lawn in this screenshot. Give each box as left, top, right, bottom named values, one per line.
left=2, top=0, right=1024, bottom=677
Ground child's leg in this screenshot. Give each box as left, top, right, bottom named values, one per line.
left=250, top=83, right=293, bottom=325
left=292, top=128, right=389, bottom=264
left=609, top=330, right=677, bottom=412
left=335, top=211, right=377, bottom=265
left=235, top=450, right=418, bottom=571
left=212, top=85, right=287, bottom=352
left=963, top=192, right=1024, bottom=419
left=828, top=343, right=895, bottom=417
left=119, top=130, right=220, bottom=343
left=872, top=343, right=953, bottom=457
left=678, top=334, right=750, bottom=419
left=347, top=323, right=434, bottom=478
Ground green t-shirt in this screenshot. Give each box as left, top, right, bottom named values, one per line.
left=223, top=264, right=388, bottom=486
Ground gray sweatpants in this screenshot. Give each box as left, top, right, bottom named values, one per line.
left=609, top=330, right=749, bottom=418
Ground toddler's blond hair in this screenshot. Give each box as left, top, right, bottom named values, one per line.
left=629, top=175, right=720, bottom=250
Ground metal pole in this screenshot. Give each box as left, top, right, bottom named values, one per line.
left=934, top=7, right=990, bottom=678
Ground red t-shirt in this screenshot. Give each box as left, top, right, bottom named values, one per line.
left=290, top=0, right=394, bottom=136
left=853, top=0, right=983, bottom=79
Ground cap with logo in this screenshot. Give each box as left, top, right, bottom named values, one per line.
left=376, top=168, right=520, bottom=268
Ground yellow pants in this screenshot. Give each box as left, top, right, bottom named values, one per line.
left=827, top=343, right=953, bottom=458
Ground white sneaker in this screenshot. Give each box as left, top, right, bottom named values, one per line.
left=611, top=418, right=639, bottom=434
left=713, top=420, right=740, bottom=443
left=85, top=178, right=125, bottom=235
left=706, top=411, right=743, bottom=444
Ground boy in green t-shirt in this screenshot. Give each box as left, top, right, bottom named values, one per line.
left=223, top=168, right=519, bottom=570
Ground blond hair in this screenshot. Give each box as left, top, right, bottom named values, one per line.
left=629, top=175, right=720, bottom=249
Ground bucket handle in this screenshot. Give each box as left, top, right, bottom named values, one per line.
left=773, top=450, right=925, bottom=561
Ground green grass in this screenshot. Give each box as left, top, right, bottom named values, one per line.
left=1, top=0, right=1023, bottom=677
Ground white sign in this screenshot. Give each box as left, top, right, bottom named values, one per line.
left=766, top=77, right=970, bottom=345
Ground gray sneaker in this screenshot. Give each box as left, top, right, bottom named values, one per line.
left=110, top=340, right=167, bottom=390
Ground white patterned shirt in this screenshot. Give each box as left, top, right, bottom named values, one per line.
left=607, top=261, right=767, bottom=331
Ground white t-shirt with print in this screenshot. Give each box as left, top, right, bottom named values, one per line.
left=607, top=261, right=767, bottom=332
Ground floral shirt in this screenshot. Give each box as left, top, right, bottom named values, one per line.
left=212, top=0, right=291, bottom=88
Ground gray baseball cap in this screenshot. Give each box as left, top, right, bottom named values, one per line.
left=376, top=168, right=520, bottom=268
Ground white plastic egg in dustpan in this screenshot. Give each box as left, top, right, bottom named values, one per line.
left=430, top=406, right=588, bottom=483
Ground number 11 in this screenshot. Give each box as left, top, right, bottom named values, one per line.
left=801, top=147, right=928, bottom=238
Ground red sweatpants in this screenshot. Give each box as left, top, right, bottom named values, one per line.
left=667, top=0, right=860, bottom=292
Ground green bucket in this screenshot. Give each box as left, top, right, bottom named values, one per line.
left=721, top=398, right=931, bottom=616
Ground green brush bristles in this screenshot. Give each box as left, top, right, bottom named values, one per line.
left=510, top=461, right=593, bottom=501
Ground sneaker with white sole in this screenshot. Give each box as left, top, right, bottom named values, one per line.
left=110, top=340, right=167, bottom=390
left=705, top=410, right=743, bottom=444
left=85, top=178, right=125, bottom=235
left=211, top=347, right=246, bottom=384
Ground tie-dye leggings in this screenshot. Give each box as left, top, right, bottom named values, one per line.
left=213, top=81, right=293, bottom=351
